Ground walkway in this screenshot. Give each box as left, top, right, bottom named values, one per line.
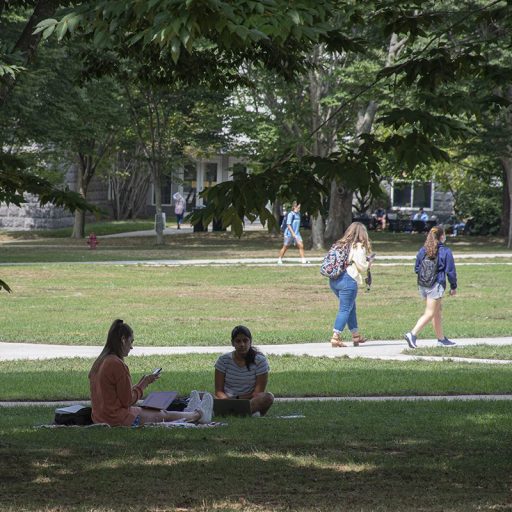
left=3, top=335, right=511, bottom=408
left=3, top=394, right=512, bottom=408
left=1, top=336, right=511, bottom=364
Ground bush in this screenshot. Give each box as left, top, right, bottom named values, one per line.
left=455, top=183, right=502, bottom=235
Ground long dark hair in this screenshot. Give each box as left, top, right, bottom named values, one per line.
left=231, top=325, right=259, bottom=371
left=89, top=319, right=133, bottom=378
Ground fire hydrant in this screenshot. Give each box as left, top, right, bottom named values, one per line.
left=87, top=232, right=98, bottom=250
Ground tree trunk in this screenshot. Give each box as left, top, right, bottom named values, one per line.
left=271, top=199, right=282, bottom=235
left=71, top=148, right=109, bottom=238
left=324, top=101, right=378, bottom=243
left=308, top=47, right=327, bottom=249
left=324, top=180, right=353, bottom=243
left=500, top=157, right=512, bottom=248
left=152, top=168, right=165, bottom=245
left=310, top=214, right=325, bottom=250
left=71, top=159, right=87, bottom=239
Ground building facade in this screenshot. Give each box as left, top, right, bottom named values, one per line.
left=0, top=155, right=245, bottom=230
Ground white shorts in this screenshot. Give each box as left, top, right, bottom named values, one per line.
left=418, top=282, right=445, bottom=300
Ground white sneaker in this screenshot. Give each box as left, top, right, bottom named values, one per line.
left=184, top=390, right=201, bottom=412
left=277, top=258, right=283, bottom=265
left=198, top=392, right=214, bottom=424
left=301, top=259, right=310, bottom=265
left=252, top=411, right=261, bottom=417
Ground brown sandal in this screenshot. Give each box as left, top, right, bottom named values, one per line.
left=352, top=333, right=367, bottom=347
left=330, top=332, right=346, bottom=348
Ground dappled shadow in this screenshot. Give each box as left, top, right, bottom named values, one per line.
left=1, top=401, right=511, bottom=511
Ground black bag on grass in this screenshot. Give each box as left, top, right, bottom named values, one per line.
left=54, top=405, right=93, bottom=426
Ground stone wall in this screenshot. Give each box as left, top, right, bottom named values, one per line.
left=432, top=188, right=454, bottom=221
left=0, top=194, right=75, bottom=230
left=0, top=164, right=112, bottom=231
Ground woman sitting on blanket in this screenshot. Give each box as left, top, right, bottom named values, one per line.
left=214, top=325, right=274, bottom=416
left=89, top=319, right=213, bottom=426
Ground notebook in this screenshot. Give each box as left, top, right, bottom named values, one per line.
left=140, top=391, right=178, bottom=410
left=213, top=398, right=252, bottom=417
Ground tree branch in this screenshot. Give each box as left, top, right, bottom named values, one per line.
left=0, top=0, right=61, bottom=107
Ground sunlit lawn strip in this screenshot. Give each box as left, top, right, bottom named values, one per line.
left=1, top=400, right=511, bottom=511
left=407, top=344, right=512, bottom=360
left=0, top=230, right=510, bottom=263
left=1, top=354, right=512, bottom=401
left=0, top=263, right=511, bottom=345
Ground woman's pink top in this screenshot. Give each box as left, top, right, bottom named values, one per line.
left=89, top=354, right=143, bottom=426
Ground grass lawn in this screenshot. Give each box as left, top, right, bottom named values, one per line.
left=409, top=344, right=512, bottom=360
left=2, top=354, right=512, bottom=401
left=14, top=219, right=156, bottom=238
left=0, top=263, right=510, bottom=345
left=0, top=229, right=511, bottom=263
left=1, top=400, right=511, bottom=511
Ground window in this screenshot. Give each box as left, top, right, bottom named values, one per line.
left=153, top=176, right=173, bottom=205
left=204, top=163, right=218, bottom=188
left=231, top=163, right=247, bottom=180
left=392, top=181, right=433, bottom=209
left=183, top=164, right=197, bottom=207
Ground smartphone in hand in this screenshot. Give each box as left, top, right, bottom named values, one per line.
left=152, top=367, right=162, bottom=376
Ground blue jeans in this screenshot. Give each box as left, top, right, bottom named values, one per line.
left=329, top=271, right=359, bottom=333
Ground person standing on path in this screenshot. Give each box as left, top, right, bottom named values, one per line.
left=277, top=202, right=308, bottom=265
left=329, top=222, right=373, bottom=348
left=404, top=226, right=458, bottom=349
left=173, top=192, right=186, bottom=229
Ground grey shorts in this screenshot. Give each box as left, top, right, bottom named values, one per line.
left=284, top=233, right=303, bottom=246
left=418, top=282, right=445, bottom=300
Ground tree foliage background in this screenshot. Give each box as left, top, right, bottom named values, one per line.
left=1, top=0, right=512, bottom=246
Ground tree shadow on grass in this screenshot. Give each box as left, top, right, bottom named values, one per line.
left=2, top=405, right=511, bottom=512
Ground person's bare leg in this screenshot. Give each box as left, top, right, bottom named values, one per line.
left=432, top=299, right=444, bottom=340
left=278, top=244, right=289, bottom=259
left=138, top=409, right=200, bottom=425
left=411, top=298, right=437, bottom=336
left=250, top=392, right=274, bottom=416
left=297, top=241, right=306, bottom=260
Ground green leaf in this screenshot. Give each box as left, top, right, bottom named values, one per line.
left=288, top=9, right=301, bottom=25
left=33, top=18, right=58, bottom=36
left=170, top=38, right=181, bottom=63
left=0, top=279, right=12, bottom=293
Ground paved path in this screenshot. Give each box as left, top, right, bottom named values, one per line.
left=3, top=394, right=512, bottom=408
left=2, top=253, right=511, bottom=268
left=1, top=337, right=511, bottom=364
left=2, top=336, right=511, bottom=407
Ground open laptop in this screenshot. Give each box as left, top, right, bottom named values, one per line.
left=213, top=398, right=251, bottom=417
left=140, top=391, right=178, bottom=410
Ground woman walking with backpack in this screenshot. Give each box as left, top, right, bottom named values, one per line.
left=404, top=226, right=458, bottom=349
left=327, top=222, right=373, bottom=348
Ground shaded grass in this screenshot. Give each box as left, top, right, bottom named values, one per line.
left=1, top=400, right=511, bottom=511
left=0, top=263, right=511, bottom=345
left=409, top=344, right=512, bottom=360
left=9, top=219, right=156, bottom=238
left=2, top=354, right=512, bottom=401
left=0, top=230, right=510, bottom=263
